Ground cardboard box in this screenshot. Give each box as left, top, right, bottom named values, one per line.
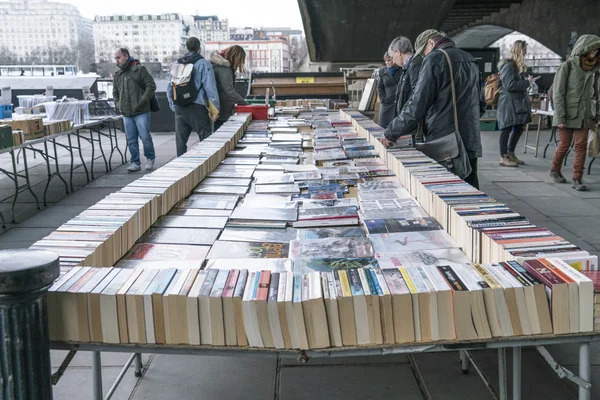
left=12, top=130, right=23, bottom=146
left=4, top=117, right=44, bottom=135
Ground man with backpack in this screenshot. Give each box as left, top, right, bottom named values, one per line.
left=113, top=47, right=157, bottom=171
left=167, top=37, right=220, bottom=157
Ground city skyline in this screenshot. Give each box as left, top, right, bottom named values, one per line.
left=59, top=0, right=305, bottom=31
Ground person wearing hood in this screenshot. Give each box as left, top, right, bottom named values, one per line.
left=167, top=37, right=220, bottom=157
left=497, top=41, right=539, bottom=167
left=113, top=47, right=157, bottom=172
left=377, top=53, right=402, bottom=128
left=549, top=34, right=600, bottom=191
left=209, top=45, right=250, bottom=131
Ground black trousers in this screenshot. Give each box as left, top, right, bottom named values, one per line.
left=499, top=124, right=525, bottom=155
left=464, top=157, right=479, bottom=189
left=174, top=104, right=213, bottom=156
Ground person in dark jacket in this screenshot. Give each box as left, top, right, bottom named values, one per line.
left=377, top=53, right=402, bottom=127
left=497, top=40, right=539, bottom=167
left=381, top=29, right=486, bottom=189
left=167, top=37, right=220, bottom=156
left=113, top=48, right=157, bottom=172
left=387, top=36, right=421, bottom=136
left=209, top=45, right=250, bottom=131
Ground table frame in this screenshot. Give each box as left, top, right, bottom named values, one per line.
left=51, top=333, right=597, bottom=400
left=0, top=117, right=125, bottom=226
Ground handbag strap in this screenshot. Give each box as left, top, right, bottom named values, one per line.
left=438, top=49, right=459, bottom=133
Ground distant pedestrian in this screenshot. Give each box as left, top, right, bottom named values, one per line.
left=168, top=37, right=220, bottom=156
left=497, top=40, right=539, bottom=167
left=113, top=48, right=156, bottom=172
left=209, top=45, right=250, bottom=131
left=377, top=53, right=402, bottom=128
left=550, top=34, right=600, bottom=191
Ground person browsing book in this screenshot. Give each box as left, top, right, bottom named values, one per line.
left=113, top=48, right=157, bottom=172
left=377, top=53, right=402, bottom=128
left=549, top=34, right=600, bottom=191
left=381, top=29, right=486, bottom=189
left=209, top=45, right=250, bottom=131
left=387, top=36, right=421, bottom=137
left=497, top=40, right=539, bottom=167
left=167, top=37, right=220, bottom=157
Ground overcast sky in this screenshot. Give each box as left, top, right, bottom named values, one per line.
left=62, top=0, right=304, bottom=30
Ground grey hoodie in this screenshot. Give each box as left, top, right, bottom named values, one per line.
left=552, top=34, right=600, bottom=129
left=209, top=52, right=249, bottom=121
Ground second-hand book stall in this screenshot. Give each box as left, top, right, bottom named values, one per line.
left=38, top=107, right=600, bottom=400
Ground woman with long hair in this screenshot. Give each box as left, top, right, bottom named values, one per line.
left=497, top=40, right=539, bottom=167
left=210, top=45, right=249, bottom=131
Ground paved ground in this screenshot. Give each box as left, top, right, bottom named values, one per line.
left=1, top=128, right=599, bottom=399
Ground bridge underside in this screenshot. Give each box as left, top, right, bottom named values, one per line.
left=299, top=0, right=600, bottom=63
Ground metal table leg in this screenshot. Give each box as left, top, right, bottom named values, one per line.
left=89, top=129, right=96, bottom=180
left=460, top=350, right=469, bottom=374
left=534, top=115, right=542, bottom=157
left=92, top=351, right=103, bottom=400
left=543, top=126, right=558, bottom=158
left=589, top=157, right=597, bottom=175
left=112, top=120, right=126, bottom=164
left=134, top=353, right=143, bottom=377
left=75, top=130, right=90, bottom=182
left=52, top=138, right=70, bottom=194
left=579, top=342, right=591, bottom=400
left=498, top=348, right=508, bottom=400
left=513, top=347, right=521, bottom=400
left=96, top=126, right=110, bottom=173
left=106, top=122, right=115, bottom=171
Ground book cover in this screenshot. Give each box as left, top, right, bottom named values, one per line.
left=218, top=227, right=299, bottom=244
left=364, top=217, right=442, bottom=234
left=375, top=248, right=471, bottom=269
left=155, top=216, right=228, bottom=229
left=140, top=228, right=220, bottom=246
left=368, top=231, right=460, bottom=254
left=289, top=238, right=374, bottom=259
left=124, top=243, right=210, bottom=261
left=230, top=207, right=298, bottom=222
left=296, top=227, right=366, bottom=240
left=293, top=258, right=379, bottom=274
left=207, top=241, right=290, bottom=259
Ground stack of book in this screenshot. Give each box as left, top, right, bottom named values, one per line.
left=41, top=108, right=599, bottom=350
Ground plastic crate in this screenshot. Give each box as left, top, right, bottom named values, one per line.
left=2, top=104, right=13, bottom=119
left=235, top=104, right=269, bottom=120
left=480, top=119, right=497, bottom=131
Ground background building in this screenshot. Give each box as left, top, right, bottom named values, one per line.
left=93, top=13, right=187, bottom=67
left=0, top=0, right=95, bottom=72
left=186, top=15, right=229, bottom=43
left=229, top=27, right=256, bottom=41
left=205, top=40, right=291, bottom=73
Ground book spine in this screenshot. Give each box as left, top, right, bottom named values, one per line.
left=257, top=271, right=272, bottom=301
left=522, top=259, right=567, bottom=287
left=436, top=266, right=468, bottom=292
left=269, top=273, right=280, bottom=303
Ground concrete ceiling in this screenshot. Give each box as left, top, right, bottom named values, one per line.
left=298, top=0, right=524, bottom=62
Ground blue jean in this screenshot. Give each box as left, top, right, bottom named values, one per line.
left=123, top=112, right=155, bottom=164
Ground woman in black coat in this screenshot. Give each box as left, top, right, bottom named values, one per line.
left=497, top=40, right=538, bottom=167
left=377, top=53, right=402, bottom=128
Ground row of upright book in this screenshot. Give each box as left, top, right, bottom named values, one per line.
left=39, top=107, right=599, bottom=350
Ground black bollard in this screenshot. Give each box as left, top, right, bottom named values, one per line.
left=0, top=249, right=60, bottom=400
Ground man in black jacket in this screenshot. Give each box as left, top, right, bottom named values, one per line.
left=382, top=29, right=486, bottom=189
left=387, top=36, right=421, bottom=132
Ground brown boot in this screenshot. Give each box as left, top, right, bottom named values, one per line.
left=507, top=152, right=524, bottom=165
left=500, top=155, right=518, bottom=167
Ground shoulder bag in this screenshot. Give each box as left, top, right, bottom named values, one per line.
left=414, top=48, right=472, bottom=180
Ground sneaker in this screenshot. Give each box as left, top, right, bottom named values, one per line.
left=571, top=179, right=588, bottom=191
left=145, top=159, right=155, bottom=171
left=127, top=163, right=141, bottom=172
left=549, top=170, right=567, bottom=183
left=499, top=155, right=518, bottom=167
left=507, top=152, right=524, bottom=165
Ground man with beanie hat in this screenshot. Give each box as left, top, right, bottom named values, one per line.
left=382, top=29, right=486, bottom=189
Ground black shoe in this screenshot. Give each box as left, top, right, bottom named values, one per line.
left=549, top=170, right=567, bottom=183
left=571, top=179, right=588, bottom=191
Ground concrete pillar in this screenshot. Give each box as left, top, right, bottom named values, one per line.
left=0, top=249, right=60, bottom=400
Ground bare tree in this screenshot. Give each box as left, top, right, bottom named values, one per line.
left=0, top=46, right=18, bottom=65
